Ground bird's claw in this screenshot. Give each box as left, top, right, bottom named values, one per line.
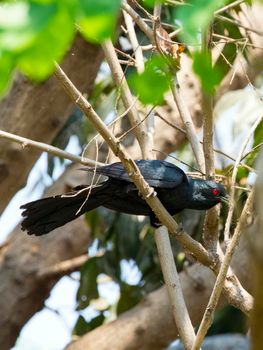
left=146, top=189, right=156, bottom=198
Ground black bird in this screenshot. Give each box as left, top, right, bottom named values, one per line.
left=20, top=160, right=227, bottom=236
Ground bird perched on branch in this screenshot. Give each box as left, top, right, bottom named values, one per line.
left=21, top=160, right=228, bottom=236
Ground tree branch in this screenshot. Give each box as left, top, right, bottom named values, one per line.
left=54, top=62, right=253, bottom=317
left=155, top=226, right=196, bottom=349
left=224, top=115, right=262, bottom=242
left=192, top=187, right=255, bottom=350
left=54, top=62, right=212, bottom=266
left=170, top=76, right=206, bottom=174
left=0, top=130, right=103, bottom=167
left=102, top=40, right=152, bottom=159
left=65, top=236, right=251, bottom=350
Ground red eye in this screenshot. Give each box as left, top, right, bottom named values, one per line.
left=211, top=188, right=220, bottom=196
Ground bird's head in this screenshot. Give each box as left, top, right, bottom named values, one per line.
left=188, top=179, right=228, bottom=210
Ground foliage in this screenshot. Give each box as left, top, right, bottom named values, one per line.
left=176, top=0, right=226, bottom=45
left=129, top=55, right=171, bottom=105
left=192, top=51, right=223, bottom=93
left=0, top=0, right=121, bottom=94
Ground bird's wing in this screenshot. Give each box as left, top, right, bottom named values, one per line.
left=87, top=160, right=188, bottom=188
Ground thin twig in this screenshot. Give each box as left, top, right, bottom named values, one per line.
left=102, top=40, right=152, bottom=159
left=224, top=115, right=262, bottom=242
left=54, top=63, right=211, bottom=266
left=0, top=129, right=103, bottom=167
left=122, top=1, right=155, bottom=44
left=114, top=47, right=137, bottom=62
left=54, top=63, right=253, bottom=315
left=123, top=10, right=145, bottom=73
left=170, top=76, right=206, bottom=173
left=155, top=112, right=256, bottom=172
left=191, top=187, right=255, bottom=350
left=37, top=254, right=96, bottom=279
left=215, top=14, right=263, bottom=36
left=125, top=5, right=195, bottom=344
left=131, top=0, right=153, bottom=20
left=214, top=0, right=244, bottom=15
left=241, top=142, right=263, bottom=161
left=152, top=148, right=204, bottom=175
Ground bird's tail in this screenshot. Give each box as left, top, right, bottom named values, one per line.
left=20, top=182, right=109, bottom=236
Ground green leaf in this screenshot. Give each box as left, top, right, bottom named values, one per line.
left=244, top=120, right=263, bottom=168
left=0, top=51, right=15, bottom=94
left=193, top=51, right=223, bottom=93
left=78, top=0, right=121, bottom=43
left=129, top=55, right=170, bottom=105
left=213, top=17, right=242, bottom=78
left=17, top=4, right=75, bottom=80
left=253, top=120, right=263, bottom=148
left=85, top=210, right=102, bottom=238
left=98, top=250, right=121, bottom=281
left=176, top=0, right=226, bottom=45
left=142, top=0, right=164, bottom=8
left=77, top=257, right=100, bottom=310
left=0, top=2, right=57, bottom=52
left=236, top=166, right=248, bottom=182
left=73, top=313, right=105, bottom=336
left=116, top=214, right=141, bottom=260
left=117, top=282, right=142, bottom=315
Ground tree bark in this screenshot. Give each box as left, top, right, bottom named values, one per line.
left=0, top=35, right=103, bottom=213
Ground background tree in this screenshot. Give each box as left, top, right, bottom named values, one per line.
left=0, top=0, right=262, bottom=349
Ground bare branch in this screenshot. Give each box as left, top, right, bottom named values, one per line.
left=54, top=63, right=253, bottom=316
left=37, top=254, right=90, bottom=279
left=224, top=115, right=262, bottom=241
left=121, top=1, right=155, bottom=44
left=37, top=252, right=104, bottom=279
left=192, top=187, right=255, bottom=350
left=0, top=130, right=103, bottom=167
left=54, top=63, right=212, bottom=264
left=170, top=77, right=206, bottom=173
left=155, top=226, right=196, bottom=349
left=214, top=0, right=244, bottom=15
left=153, top=4, right=196, bottom=347
left=201, top=27, right=220, bottom=253
left=123, top=11, right=145, bottom=73
left=102, top=40, right=152, bottom=159
left=215, top=14, right=263, bottom=36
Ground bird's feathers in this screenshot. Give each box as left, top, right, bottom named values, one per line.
left=20, top=160, right=227, bottom=236
left=87, top=160, right=188, bottom=189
